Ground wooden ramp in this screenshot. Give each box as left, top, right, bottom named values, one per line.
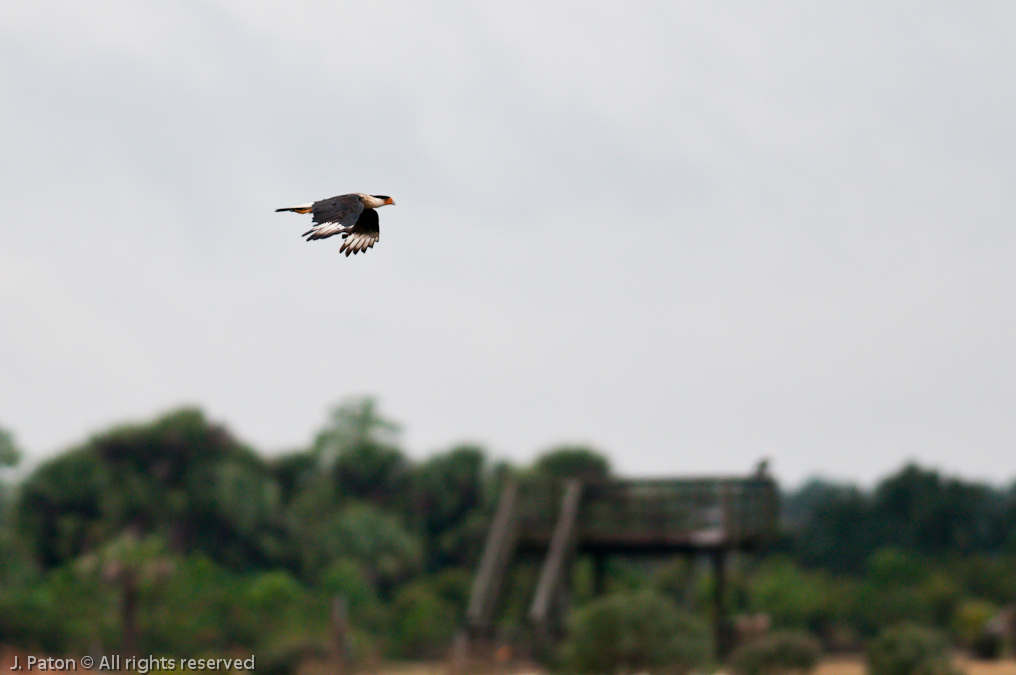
left=465, top=479, right=520, bottom=633
left=528, top=479, right=583, bottom=642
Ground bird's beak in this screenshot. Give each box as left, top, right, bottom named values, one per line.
left=385, top=197, right=396, bottom=205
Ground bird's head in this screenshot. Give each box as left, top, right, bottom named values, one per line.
left=372, top=195, right=395, bottom=206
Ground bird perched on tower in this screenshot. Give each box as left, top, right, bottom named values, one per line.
left=276, top=193, right=395, bottom=256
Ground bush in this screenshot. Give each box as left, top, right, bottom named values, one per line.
left=729, top=631, right=821, bottom=675
left=245, top=570, right=303, bottom=611
left=389, top=581, right=457, bottom=658
left=951, top=599, right=1000, bottom=658
left=867, top=624, right=962, bottom=675
left=559, top=590, right=712, bottom=675
left=319, top=558, right=381, bottom=616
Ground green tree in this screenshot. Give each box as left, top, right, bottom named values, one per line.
left=410, top=445, right=489, bottom=568
left=312, top=397, right=407, bottom=504
left=78, top=531, right=175, bottom=655
left=783, top=480, right=874, bottom=572
left=0, top=423, right=20, bottom=470
left=270, top=451, right=319, bottom=506
left=533, top=445, right=611, bottom=482
left=0, top=422, right=36, bottom=589
left=16, top=408, right=284, bottom=570
left=872, top=464, right=1007, bottom=556
left=292, top=501, right=423, bottom=590
left=318, top=557, right=384, bottom=627
left=784, top=465, right=1016, bottom=572
left=855, top=549, right=960, bottom=634
left=746, top=557, right=843, bottom=634
left=17, top=447, right=109, bottom=566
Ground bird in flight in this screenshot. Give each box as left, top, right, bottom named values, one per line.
left=276, top=193, right=396, bottom=256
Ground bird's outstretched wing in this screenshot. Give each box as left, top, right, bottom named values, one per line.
left=339, top=208, right=379, bottom=257
left=301, top=194, right=365, bottom=241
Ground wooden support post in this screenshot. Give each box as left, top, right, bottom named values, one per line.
left=713, top=549, right=730, bottom=660
left=449, top=630, right=469, bottom=675
left=332, top=595, right=349, bottom=675
left=120, top=572, right=138, bottom=658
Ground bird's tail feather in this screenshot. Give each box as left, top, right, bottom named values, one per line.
left=276, top=203, right=313, bottom=214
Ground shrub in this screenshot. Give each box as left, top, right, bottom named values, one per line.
left=951, top=599, right=1000, bottom=658
left=867, top=624, right=963, bottom=675
left=559, top=590, right=712, bottom=675
left=319, top=558, right=381, bottom=615
left=389, top=581, right=458, bottom=659
left=729, top=631, right=821, bottom=675
left=245, top=570, right=303, bottom=612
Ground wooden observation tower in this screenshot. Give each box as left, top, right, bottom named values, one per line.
left=463, top=465, right=779, bottom=658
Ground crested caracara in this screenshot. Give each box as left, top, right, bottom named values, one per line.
left=276, top=193, right=395, bottom=256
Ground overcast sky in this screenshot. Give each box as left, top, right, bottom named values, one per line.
left=2, top=1, right=1014, bottom=487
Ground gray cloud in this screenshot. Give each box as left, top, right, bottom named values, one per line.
left=2, top=1, right=1014, bottom=486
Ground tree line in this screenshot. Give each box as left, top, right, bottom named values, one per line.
left=0, top=400, right=1014, bottom=665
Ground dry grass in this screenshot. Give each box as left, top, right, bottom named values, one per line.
left=814, top=656, right=1016, bottom=675
left=368, top=658, right=1016, bottom=675
left=951, top=657, right=1016, bottom=675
